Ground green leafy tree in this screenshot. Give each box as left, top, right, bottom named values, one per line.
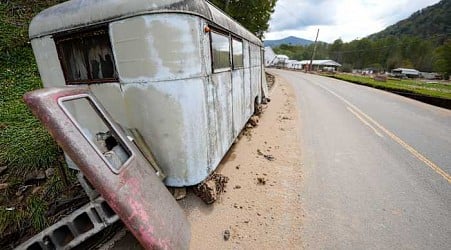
left=329, top=39, right=344, bottom=62
left=434, top=39, right=451, bottom=78
left=210, top=0, right=277, bottom=38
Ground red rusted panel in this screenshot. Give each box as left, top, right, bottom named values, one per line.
left=24, top=87, right=190, bottom=249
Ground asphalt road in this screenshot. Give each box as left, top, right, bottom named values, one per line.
left=268, top=69, right=451, bottom=249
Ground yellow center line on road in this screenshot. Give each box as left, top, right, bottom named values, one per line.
left=315, top=82, right=451, bottom=184
left=347, top=106, right=384, bottom=138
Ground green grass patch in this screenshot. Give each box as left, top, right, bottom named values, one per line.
left=326, top=73, right=451, bottom=100
left=0, top=47, right=60, bottom=174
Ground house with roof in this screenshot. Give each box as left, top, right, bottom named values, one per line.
left=299, top=60, right=342, bottom=71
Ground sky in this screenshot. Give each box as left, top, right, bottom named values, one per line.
left=265, top=0, right=441, bottom=43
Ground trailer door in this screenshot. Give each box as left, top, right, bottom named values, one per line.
left=24, top=87, right=190, bottom=249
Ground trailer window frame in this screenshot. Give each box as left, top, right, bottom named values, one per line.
left=54, top=26, right=119, bottom=85
left=231, top=37, right=244, bottom=70
left=210, top=29, right=231, bottom=73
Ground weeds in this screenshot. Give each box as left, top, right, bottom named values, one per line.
left=0, top=1, right=80, bottom=246
left=0, top=207, right=29, bottom=236
left=27, top=196, right=48, bottom=231
left=328, top=73, right=451, bottom=100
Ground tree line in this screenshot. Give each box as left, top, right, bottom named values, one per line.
left=210, top=0, right=277, bottom=38
left=273, top=36, right=451, bottom=78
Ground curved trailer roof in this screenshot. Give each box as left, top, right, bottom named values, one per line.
left=29, top=0, right=262, bottom=46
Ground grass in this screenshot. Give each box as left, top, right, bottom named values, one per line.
left=325, top=73, right=451, bottom=100
left=0, top=46, right=60, bottom=174
left=0, top=1, right=78, bottom=245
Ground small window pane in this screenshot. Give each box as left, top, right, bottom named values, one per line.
left=211, top=31, right=230, bottom=71
left=232, top=39, right=243, bottom=69
left=56, top=27, right=118, bottom=84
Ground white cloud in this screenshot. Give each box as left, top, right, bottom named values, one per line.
left=265, top=0, right=441, bottom=43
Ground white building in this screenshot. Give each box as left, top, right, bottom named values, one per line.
left=299, top=60, right=342, bottom=71
left=264, top=46, right=276, bottom=66
left=391, top=68, right=420, bottom=78
left=270, top=55, right=289, bottom=67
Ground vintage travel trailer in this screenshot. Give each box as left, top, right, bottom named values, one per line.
left=29, top=0, right=268, bottom=187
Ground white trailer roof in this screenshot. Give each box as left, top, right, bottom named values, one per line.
left=29, top=0, right=262, bottom=45
left=392, top=68, right=420, bottom=75
left=299, top=60, right=342, bottom=67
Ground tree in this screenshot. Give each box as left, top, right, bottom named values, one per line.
left=210, top=0, right=277, bottom=38
left=329, top=39, right=343, bottom=63
left=434, top=39, right=451, bottom=78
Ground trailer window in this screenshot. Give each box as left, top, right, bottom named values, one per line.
left=61, top=97, right=131, bottom=173
left=211, top=31, right=230, bottom=71
left=232, top=38, right=243, bottom=69
left=56, top=27, right=118, bottom=84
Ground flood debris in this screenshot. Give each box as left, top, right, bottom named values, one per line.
left=24, top=170, right=46, bottom=185
left=194, top=173, right=229, bottom=204
left=172, top=187, right=187, bottom=200
left=223, top=229, right=230, bottom=241
left=249, top=115, right=259, bottom=127
left=257, top=177, right=266, bottom=185
left=45, top=168, right=55, bottom=178
left=256, top=149, right=275, bottom=161
left=16, top=185, right=32, bottom=196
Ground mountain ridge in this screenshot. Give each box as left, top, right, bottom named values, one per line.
left=264, top=36, right=314, bottom=47
left=368, top=0, right=450, bottom=41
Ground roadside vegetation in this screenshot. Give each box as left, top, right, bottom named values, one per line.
left=0, top=1, right=85, bottom=247
left=324, top=73, right=451, bottom=100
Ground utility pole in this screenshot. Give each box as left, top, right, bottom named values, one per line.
left=309, top=29, right=320, bottom=71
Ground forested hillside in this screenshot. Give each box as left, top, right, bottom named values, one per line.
left=273, top=0, right=451, bottom=78
left=369, top=0, right=451, bottom=41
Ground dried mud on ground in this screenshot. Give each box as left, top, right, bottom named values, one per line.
left=181, top=76, right=304, bottom=249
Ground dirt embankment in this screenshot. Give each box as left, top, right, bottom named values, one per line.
left=181, top=75, right=304, bottom=249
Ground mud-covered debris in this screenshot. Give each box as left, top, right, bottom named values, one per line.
left=194, top=173, right=229, bottom=204
left=235, top=165, right=240, bottom=170
left=45, top=168, right=55, bottom=178
left=223, top=229, right=230, bottom=241
left=16, top=185, right=32, bottom=196
left=264, top=155, right=275, bottom=161
left=173, top=187, right=187, bottom=200
left=266, top=72, right=275, bottom=89
left=282, top=116, right=291, bottom=120
left=257, top=177, right=266, bottom=185
left=254, top=104, right=263, bottom=116
left=249, top=116, right=259, bottom=127
left=257, top=149, right=275, bottom=161
left=24, top=170, right=46, bottom=184
left=263, top=97, right=271, bottom=103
